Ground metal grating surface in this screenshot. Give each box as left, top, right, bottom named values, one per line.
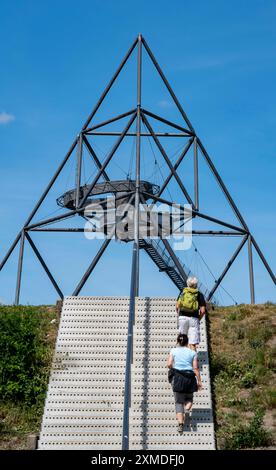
left=130, top=298, right=215, bottom=450
left=38, top=296, right=215, bottom=450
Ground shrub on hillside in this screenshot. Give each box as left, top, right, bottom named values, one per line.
left=0, top=306, right=54, bottom=407
left=224, top=411, right=271, bottom=449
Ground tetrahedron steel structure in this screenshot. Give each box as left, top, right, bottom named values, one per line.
left=1, top=34, right=275, bottom=451
left=0, top=34, right=275, bottom=306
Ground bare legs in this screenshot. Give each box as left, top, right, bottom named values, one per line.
left=184, top=401, right=193, bottom=412
left=176, top=412, right=184, bottom=424
left=176, top=401, right=193, bottom=433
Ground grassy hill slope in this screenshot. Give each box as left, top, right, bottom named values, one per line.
left=208, top=302, right=275, bottom=449
left=0, top=302, right=275, bottom=449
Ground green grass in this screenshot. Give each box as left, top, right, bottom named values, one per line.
left=0, top=302, right=275, bottom=449
left=223, top=410, right=271, bottom=450
left=209, top=302, right=276, bottom=449
left=0, top=305, right=59, bottom=449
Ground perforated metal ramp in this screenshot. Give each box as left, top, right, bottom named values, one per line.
left=130, top=298, right=215, bottom=450
left=38, top=296, right=215, bottom=450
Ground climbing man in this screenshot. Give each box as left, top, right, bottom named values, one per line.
left=176, top=276, right=206, bottom=351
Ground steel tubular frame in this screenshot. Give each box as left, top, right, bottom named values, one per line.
left=82, top=135, right=110, bottom=182
left=26, top=229, right=244, bottom=235
left=25, top=233, right=64, bottom=299
left=251, top=236, right=276, bottom=285
left=0, top=232, right=21, bottom=272
left=248, top=234, right=255, bottom=304
left=79, top=112, right=137, bottom=209
left=161, top=238, right=188, bottom=282
left=141, top=108, right=193, bottom=135
left=139, top=192, right=188, bottom=286
left=84, top=109, right=136, bottom=133
left=15, top=231, right=25, bottom=305
left=24, top=139, right=79, bottom=228
left=122, top=33, right=142, bottom=451
left=157, top=137, right=194, bottom=198
left=207, top=236, right=248, bottom=301
left=141, top=37, right=195, bottom=133
left=72, top=239, right=111, bottom=296
left=0, top=34, right=274, bottom=313
left=197, top=138, right=249, bottom=231
left=75, top=134, right=83, bottom=208
left=84, top=132, right=188, bottom=137
left=0, top=33, right=275, bottom=453
left=194, top=137, right=199, bottom=211
left=141, top=190, right=247, bottom=233
left=81, top=37, right=138, bottom=131
left=141, top=112, right=195, bottom=207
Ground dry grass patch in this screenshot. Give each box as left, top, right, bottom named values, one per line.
left=208, top=302, right=276, bottom=449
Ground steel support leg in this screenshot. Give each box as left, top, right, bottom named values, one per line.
left=15, top=231, right=25, bottom=305
left=0, top=232, right=21, bottom=272
left=251, top=236, right=276, bottom=285
left=248, top=234, right=255, bottom=304
left=25, top=233, right=64, bottom=299
left=194, top=137, right=199, bottom=210
left=133, top=34, right=142, bottom=296
left=72, top=239, right=111, bottom=296
left=122, top=239, right=138, bottom=450
left=75, top=134, right=83, bottom=208
left=207, top=236, right=248, bottom=301
left=122, top=33, right=142, bottom=452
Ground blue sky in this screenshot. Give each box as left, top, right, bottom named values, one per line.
left=0, top=0, right=275, bottom=305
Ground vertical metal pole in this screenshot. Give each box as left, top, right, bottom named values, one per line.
left=122, top=246, right=137, bottom=450
left=75, top=134, right=83, bottom=208
left=194, top=137, right=199, bottom=211
left=134, top=33, right=142, bottom=296
left=248, top=234, right=255, bottom=304
left=15, top=230, right=25, bottom=305
left=122, top=33, right=142, bottom=452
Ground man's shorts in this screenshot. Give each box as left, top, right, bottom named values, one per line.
left=178, top=315, right=200, bottom=345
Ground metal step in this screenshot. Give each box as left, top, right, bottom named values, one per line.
left=38, top=296, right=215, bottom=450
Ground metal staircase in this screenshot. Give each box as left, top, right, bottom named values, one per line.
left=139, top=239, right=186, bottom=290
left=139, top=239, right=217, bottom=303
left=38, top=296, right=215, bottom=450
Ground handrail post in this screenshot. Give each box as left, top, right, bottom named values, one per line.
left=122, top=245, right=137, bottom=450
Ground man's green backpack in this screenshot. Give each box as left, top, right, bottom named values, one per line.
left=178, top=287, right=199, bottom=313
